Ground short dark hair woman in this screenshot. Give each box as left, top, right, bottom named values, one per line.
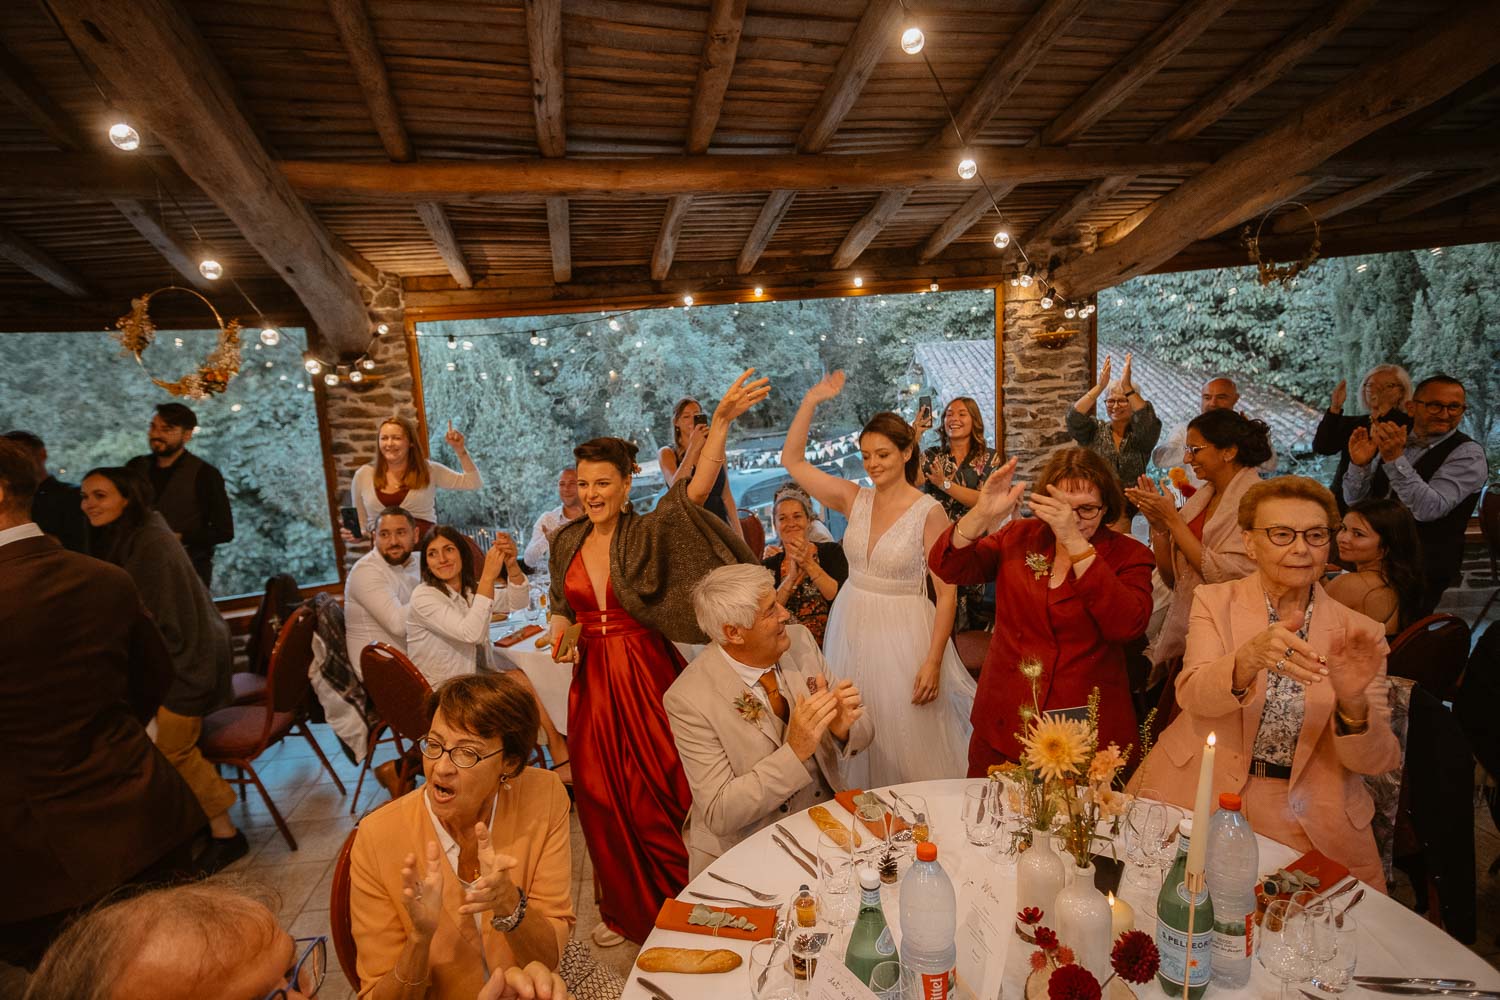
left=80, top=466, right=244, bottom=872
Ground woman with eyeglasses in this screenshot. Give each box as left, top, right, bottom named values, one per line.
left=350, top=673, right=575, bottom=999
left=930, top=446, right=1155, bottom=774
left=1132, top=477, right=1399, bottom=889
left=1126, top=408, right=1269, bottom=697
left=1312, top=363, right=1413, bottom=513
left=1065, top=353, right=1162, bottom=531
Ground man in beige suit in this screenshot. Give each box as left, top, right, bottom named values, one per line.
left=666, top=564, right=874, bottom=876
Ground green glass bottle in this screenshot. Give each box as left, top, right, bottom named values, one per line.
left=1156, top=818, right=1215, bottom=1000
left=844, top=867, right=896, bottom=984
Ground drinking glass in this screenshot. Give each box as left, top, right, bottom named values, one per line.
left=748, top=939, right=798, bottom=1000
left=1259, top=898, right=1314, bottom=1000
left=816, top=830, right=859, bottom=941
left=1310, top=911, right=1358, bottom=993
left=854, top=800, right=892, bottom=863
left=895, top=793, right=930, bottom=846
left=869, top=961, right=906, bottom=1000
left=962, top=783, right=1001, bottom=847
left=1123, top=799, right=1181, bottom=890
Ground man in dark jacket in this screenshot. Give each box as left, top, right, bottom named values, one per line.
left=125, top=402, right=234, bottom=587
left=1, top=430, right=88, bottom=553
left=0, top=441, right=205, bottom=971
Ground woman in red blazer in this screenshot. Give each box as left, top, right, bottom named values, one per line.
left=930, top=447, right=1155, bottom=776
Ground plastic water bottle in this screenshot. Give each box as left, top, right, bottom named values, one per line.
left=900, top=842, right=957, bottom=1000
left=1205, top=792, right=1260, bottom=988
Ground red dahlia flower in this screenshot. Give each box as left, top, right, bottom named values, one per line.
left=1048, top=964, right=1102, bottom=1000
left=1110, top=930, right=1161, bottom=984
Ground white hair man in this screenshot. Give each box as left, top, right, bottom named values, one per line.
left=1151, top=375, right=1278, bottom=484
left=665, top=564, right=873, bottom=876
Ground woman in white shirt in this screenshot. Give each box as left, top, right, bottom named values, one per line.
left=349, top=415, right=481, bottom=538
left=406, top=525, right=529, bottom=687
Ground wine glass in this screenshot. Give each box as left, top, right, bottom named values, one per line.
left=1123, top=799, right=1181, bottom=890
left=962, top=783, right=1000, bottom=847
left=1259, top=898, right=1315, bottom=1000
left=869, top=961, right=907, bottom=1000
left=895, top=793, right=930, bottom=847
left=854, top=799, right=892, bottom=863
left=815, top=830, right=859, bottom=948
left=748, top=939, right=797, bottom=1000
left=1310, top=910, right=1358, bottom=993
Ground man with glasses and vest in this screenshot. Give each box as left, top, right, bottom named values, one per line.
left=1343, top=373, right=1487, bottom=616
left=125, top=403, right=234, bottom=587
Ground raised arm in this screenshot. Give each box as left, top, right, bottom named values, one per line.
left=1119, top=353, right=1149, bottom=414
left=913, top=504, right=959, bottom=706
left=781, top=370, right=860, bottom=517
left=434, top=421, right=482, bottom=489
left=688, top=368, right=770, bottom=505
left=1074, top=354, right=1111, bottom=416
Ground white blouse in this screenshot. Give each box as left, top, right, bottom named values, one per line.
left=350, top=459, right=481, bottom=532
left=405, top=579, right=529, bottom=688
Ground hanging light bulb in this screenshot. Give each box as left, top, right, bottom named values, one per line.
left=682, top=294, right=694, bottom=307
left=198, top=258, right=223, bottom=280
left=259, top=326, right=281, bottom=347
left=929, top=282, right=939, bottom=292
left=753, top=286, right=764, bottom=297
left=992, top=230, right=1011, bottom=250
left=303, top=356, right=322, bottom=375
left=900, top=26, right=925, bottom=55
left=359, top=355, right=377, bottom=371
left=1018, top=271, right=1034, bottom=288
left=1040, top=294, right=1054, bottom=309
left=1010, top=277, right=1020, bottom=287
left=108, top=121, right=141, bottom=151
left=461, top=340, right=473, bottom=351
left=323, top=371, right=339, bottom=386
left=376, top=322, right=390, bottom=335
left=853, top=276, right=864, bottom=288
left=1064, top=306, right=1078, bottom=319
left=956, top=157, right=977, bottom=180
left=348, top=369, right=364, bottom=384
left=447, top=335, right=457, bottom=349
left=1084, top=303, right=1096, bottom=317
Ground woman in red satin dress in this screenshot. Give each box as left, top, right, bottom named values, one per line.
left=547, top=371, right=768, bottom=944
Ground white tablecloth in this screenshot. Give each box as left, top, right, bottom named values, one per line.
left=623, top=778, right=1499, bottom=999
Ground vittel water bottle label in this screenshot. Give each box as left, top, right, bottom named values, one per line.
left=1157, top=923, right=1213, bottom=987
left=916, top=968, right=955, bottom=1000
left=1212, top=915, right=1254, bottom=961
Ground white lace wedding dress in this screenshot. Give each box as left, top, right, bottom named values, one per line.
left=823, top=487, right=976, bottom=787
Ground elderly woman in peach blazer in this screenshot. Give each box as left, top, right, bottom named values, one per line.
left=1133, top=477, right=1399, bottom=890
left=350, top=674, right=574, bottom=999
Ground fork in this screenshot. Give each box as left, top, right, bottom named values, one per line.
left=687, top=890, right=760, bottom=908
left=708, top=870, right=778, bottom=902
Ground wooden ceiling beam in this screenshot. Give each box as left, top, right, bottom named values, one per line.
left=546, top=196, right=571, bottom=283
left=109, top=198, right=217, bottom=290
left=1052, top=0, right=1500, bottom=299
left=0, top=223, right=93, bottom=298
left=919, top=185, right=1016, bottom=263
left=1273, top=171, right=1429, bottom=232
left=414, top=201, right=473, bottom=288
left=1027, top=0, right=1376, bottom=249
left=48, top=0, right=372, bottom=351
left=831, top=189, right=912, bottom=270
left=1042, top=0, right=1234, bottom=147
left=524, top=0, right=569, bottom=283
left=737, top=190, right=796, bottom=275
left=1379, top=167, right=1500, bottom=222
left=652, top=0, right=747, bottom=282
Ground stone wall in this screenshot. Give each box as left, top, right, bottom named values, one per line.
left=998, top=282, right=1095, bottom=483
left=318, top=271, right=416, bottom=568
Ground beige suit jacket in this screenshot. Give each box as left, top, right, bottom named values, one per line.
left=664, top=624, right=876, bottom=877
left=1137, top=574, right=1400, bottom=888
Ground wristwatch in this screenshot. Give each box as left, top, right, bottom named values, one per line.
left=942, top=478, right=953, bottom=490
left=490, top=886, right=529, bottom=933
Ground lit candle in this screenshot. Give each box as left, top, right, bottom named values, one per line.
left=1108, top=891, right=1135, bottom=939
left=1185, top=732, right=1217, bottom=876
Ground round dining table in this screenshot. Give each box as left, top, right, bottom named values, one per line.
left=622, top=778, right=1499, bottom=1000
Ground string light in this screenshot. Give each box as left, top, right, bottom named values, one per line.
left=1010, top=277, right=1020, bottom=287
left=682, top=294, right=694, bottom=306
left=1064, top=306, right=1078, bottom=319
left=445, top=361, right=456, bottom=371
left=992, top=230, right=1011, bottom=249
left=323, top=371, right=339, bottom=386
left=753, top=286, right=764, bottom=297
left=852, top=276, right=863, bottom=288
left=608, top=318, right=621, bottom=331
left=929, top=282, right=939, bottom=292
left=303, top=356, right=322, bottom=375
left=900, top=26, right=925, bottom=55
left=259, top=326, right=281, bottom=346
left=108, top=122, right=140, bottom=151
left=1018, top=271, right=1034, bottom=288
left=359, top=356, right=377, bottom=371
left=348, top=369, right=364, bottom=383
left=956, top=157, right=977, bottom=180
left=1040, top=294, right=1054, bottom=309
left=198, top=258, right=223, bottom=280
left=447, top=335, right=458, bottom=349
left=461, top=340, right=473, bottom=350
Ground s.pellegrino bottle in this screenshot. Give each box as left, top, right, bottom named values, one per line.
left=1156, top=818, right=1215, bottom=1000
left=844, top=866, right=896, bottom=984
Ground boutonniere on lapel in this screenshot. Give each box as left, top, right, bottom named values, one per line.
left=1024, top=551, right=1051, bottom=579
left=732, top=690, right=765, bottom=726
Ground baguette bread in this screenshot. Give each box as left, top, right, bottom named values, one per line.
left=808, top=805, right=861, bottom=848
left=636, top=947, right=742, bottom=974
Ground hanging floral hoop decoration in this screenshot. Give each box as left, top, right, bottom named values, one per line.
left=114, top=286, right=243, bottom=399
left=1241, top=201, right=1321, bottom=288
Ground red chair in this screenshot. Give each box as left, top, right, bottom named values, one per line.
left=1387, top=613, right=1471, bottom=703
left=329, top=827, right=360, bottom=987
left=350, top=644, right=434, bottom=810
left=199, top=606, right=348, bottom=850
left=740, top=511, right=766, bottom=561
left=233, top=575, right=305, bottom=706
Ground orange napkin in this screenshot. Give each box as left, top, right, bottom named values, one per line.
left=494, top=624, right=544, bottom=648
left=654, top=899, right=777, bottom=942
left=835, top=789, right=910, bottom=836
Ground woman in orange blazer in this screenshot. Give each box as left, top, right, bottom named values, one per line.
left=1133, top=477, right=1400, bottom=890
left=350, top=674, right=574, bottom=999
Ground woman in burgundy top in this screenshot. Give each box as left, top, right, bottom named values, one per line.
left=929, top=447, right=1154, bottom=775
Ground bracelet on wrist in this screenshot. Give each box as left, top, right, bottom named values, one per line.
left=954, top=520, right=985, bottom=543
left=1334, top=706, right=1369, bottom=734
left=490, top=885, right=529, bottom=932
left=392, top=967, right=429, bottom=988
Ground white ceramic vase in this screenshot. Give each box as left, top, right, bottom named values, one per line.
left=1015, top=825, right=1066, bottom=917
left=1053, top=862, right=1114, bottom=984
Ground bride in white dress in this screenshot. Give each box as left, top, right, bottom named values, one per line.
left=781, top=371, right=976, bottom=787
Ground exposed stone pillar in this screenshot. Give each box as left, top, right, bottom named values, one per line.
left=316, top=271, right=417, bottom=570
left=996, top=282, right=1096, bottom=483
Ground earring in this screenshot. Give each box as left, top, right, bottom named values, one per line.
left=501, top=773, right=512, bottom=792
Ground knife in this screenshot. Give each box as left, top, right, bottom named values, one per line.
left=1357, top=980, right=1478, bottom=990
left=774, top=823, right=818, bottom=863
left=772, top=834, right=818, bottom=878
left=639, top=976, right=679, bottom=1000
left=1355, top=986, right=1500, bottom=999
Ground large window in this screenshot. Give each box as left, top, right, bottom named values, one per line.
left=0, top=327, right=339, bottom=597
left=413, top=288, right=994, bottom=540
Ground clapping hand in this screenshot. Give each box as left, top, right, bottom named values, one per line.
left=1119, top=352, right=1135, bottom=393
left=785, top=536, right=819, bottom=569
left=482, top=540, right=508, bottom=581
left=457, top=820, right=522, bottom=917
left=477, top=962, right=571, bottom=1000
left=1370, top=419, right=1407, bottom=463
left=786, top=685, right=839, bottom=760
left=1327, top=627, right=1383, bottom=712
left=967, top=456, right=1025, bottom=532
left=1331, top=379, right=1348, bottom=413
left=1028, top=484, right=1087, bottom=549
left=401, top=841, right=445, bottom=938
left=494, top=532, right=521, bottom=576
left=825, top=677, right=863, bottom=740
left=714, top=368, right=772, bottom=423
left=1096, top=354, right=1112, bottom=390
left=1124, top=474, right=1177, bottom=527
left=1233, top=621, right=1327, bottom=691
left=1346, top=426, right=1378, bottom=467
left=804, top=370, right=845, bottom=406
left=444, top=419, right=467, bottom=453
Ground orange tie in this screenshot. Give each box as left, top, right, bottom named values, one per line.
left=759, top=670, right=789, bottom=724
